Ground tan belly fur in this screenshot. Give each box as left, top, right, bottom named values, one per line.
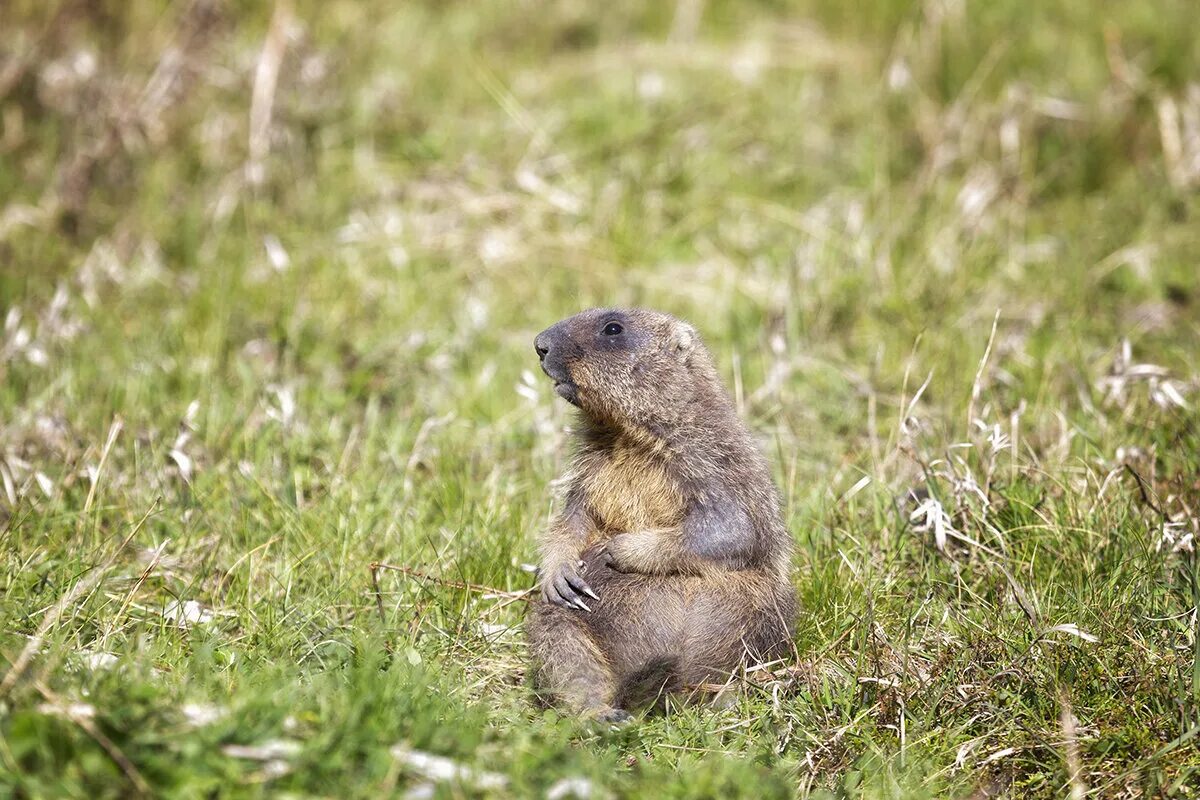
left=580, top=443, right=684, bottom=537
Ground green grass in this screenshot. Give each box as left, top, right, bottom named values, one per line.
left=2, top=0, right=1200, bottom=796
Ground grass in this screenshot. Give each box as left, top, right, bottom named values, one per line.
left=2, top=0, right=1200, bottom=796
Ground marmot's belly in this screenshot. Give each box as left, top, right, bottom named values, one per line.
left=577, top=556, right=794, bottom=674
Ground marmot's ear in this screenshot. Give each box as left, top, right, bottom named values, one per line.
left=671, top=323, right=698, bottom=362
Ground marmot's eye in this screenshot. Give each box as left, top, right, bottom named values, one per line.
left=602, top=322, right=624, bottom=336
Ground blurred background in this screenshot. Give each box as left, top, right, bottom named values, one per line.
left=3, top=1, right=1198, bottom=459
left=2, top=1, right=1199, bottom=796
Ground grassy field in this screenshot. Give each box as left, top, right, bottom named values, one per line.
left=2, top=0, right=1200, bottom=796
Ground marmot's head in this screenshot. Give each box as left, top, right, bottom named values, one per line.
left=534, top=308, right=715, bottom=429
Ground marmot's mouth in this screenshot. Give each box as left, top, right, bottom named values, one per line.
left=539, top=360, right=580, bottom=406
left=553, top=381, right=580, bottom=406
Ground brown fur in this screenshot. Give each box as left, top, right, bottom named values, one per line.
left=527, top=309, right=797, bottom=720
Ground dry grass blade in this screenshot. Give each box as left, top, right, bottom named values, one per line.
left=390, top=745, right=508, bottom=791
left=83, top=417, right=123, bottom=514
left=247, top=0, right=293, bottom=185
left=966, top=309, right=1001, bottom=433
left=1059, top=691, right=1087, bottom=800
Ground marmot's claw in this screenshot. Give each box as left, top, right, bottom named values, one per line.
left=545, top=561, right=598, bottom=611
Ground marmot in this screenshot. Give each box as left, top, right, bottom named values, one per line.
left=526, top=308, right=796, bottom=722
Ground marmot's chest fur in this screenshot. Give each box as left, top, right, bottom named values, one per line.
left=577, top=440, right=685, bottom=538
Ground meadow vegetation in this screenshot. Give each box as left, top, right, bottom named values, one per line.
left=2, top=0, right=1200, bottom=796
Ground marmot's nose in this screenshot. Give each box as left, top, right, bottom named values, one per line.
left=534, top=333, right=550, bottom=361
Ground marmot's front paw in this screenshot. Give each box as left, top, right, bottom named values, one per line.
left=542, top=560, right=599, bottom=612
left=597, top=533, right=638, bottom=573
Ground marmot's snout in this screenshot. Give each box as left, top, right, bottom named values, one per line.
left=534, top=323, right=579, bottom=405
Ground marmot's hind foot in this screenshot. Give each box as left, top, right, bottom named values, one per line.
left=593, top=706, right=634, bottom=726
